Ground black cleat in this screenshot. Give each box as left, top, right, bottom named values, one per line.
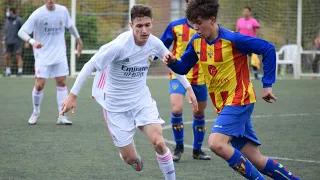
left=172, top=145, right=184, bottom=162
left=193, top=149, right=211, bottom=160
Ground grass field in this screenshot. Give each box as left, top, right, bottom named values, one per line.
left=1, top=78, right=320, bottom=180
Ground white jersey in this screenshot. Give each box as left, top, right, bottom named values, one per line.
left=20, top=4, right=72, bottom=65
left=91, top=31, right=169, bottom=112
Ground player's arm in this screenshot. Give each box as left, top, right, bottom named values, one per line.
left=18, top=12, right=42, bottom=49
left=157, top=39, right=198, bottom=111
left=253, top=18, right=260, bottom=37
left=165, top=40, right=199, bottom=75
left=61, top=44, right=121, bottom=115
left=64, top=6, right=82, bottom=57
left=234, top=33, right=277, bottom=103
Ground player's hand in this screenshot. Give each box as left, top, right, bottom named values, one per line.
left=1, top=41, right=5, bottom=46
left=60, top=93, right=77, bottom=116
left=24, top=42, right=30, bottom=49
left=33, top=42, right=43, bottom=49
left=186, top=86, right=198, bottom=112
left=76, top=38, right=83, bottom=57
left=262, top=88, right=277, bottom=103
left=163, top=53, right=177, bottom=65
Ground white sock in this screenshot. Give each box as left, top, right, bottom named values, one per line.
left=57, top=86, right=68, bottom=114
left=156, top=148, right=176, bottom=180
left=32, top=87, right=43, bottom=114
left=6, top=67, right=11, bottom=74
left=18, top=68, right=23, bottom=73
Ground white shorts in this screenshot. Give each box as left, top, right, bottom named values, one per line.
left=103, top=100, right=165, bottom=148
left=35, top=61, right=69, bottom=79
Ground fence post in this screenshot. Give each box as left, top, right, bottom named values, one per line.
left=70, top=0, right=76, bottom=77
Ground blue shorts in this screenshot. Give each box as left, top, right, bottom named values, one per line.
left=211, top=103, right=261, bottom=151
left=169, top=79, right=208, bottom=102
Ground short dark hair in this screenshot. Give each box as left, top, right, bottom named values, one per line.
left=186, top=0, right=189, bottom=3
left=9, top=7, right=16, bottom=14
left=130, top=4, right=153, bottom=22
left=244, top=7, right=251, bottom=12
left=186, top=0, right=220, bottom=23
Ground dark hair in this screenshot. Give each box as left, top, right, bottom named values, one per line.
left=130, top=4, right=153, bottom=22
left=186, top=0, right=189, bottom=3
left=244, top=7, right=251, bottom=12
left=9, top=7, right=16, bottom=14
left=186, top=0, right=220, bottom=23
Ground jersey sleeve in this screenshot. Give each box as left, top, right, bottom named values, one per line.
left=155, top=37, right=170, bottom=60
left=167, top=37, right=199, bottom=75
left=233, top=32, right=276, bottom=87
left=253, top=18, right=260, bottom=28
left=160, top=22, right=174, bottom=49
left=21, top=11, right=37, bottom=34
left=91, top=43, right=122, bottom=71
left=64, top=6, right=72, bottom=28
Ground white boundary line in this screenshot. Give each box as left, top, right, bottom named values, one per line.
left=162, top=113, right=320, bottom=164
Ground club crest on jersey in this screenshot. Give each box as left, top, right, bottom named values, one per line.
left=208, top=65, right=217, bottom=76
left=59, top=20, right=63, bottom=26
left=148, top=55, right=153, bottom=63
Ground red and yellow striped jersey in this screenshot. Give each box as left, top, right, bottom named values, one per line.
left=192, top=37, right=256, bottom=113
left=160, top=18, right=205, bottom=84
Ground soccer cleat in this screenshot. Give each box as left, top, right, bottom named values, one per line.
left=131, top=153, right=143, bottom=171
left=119, top=152, right=143, bottom=171
left=17, top=72, right=22, bottom=77
left=193, top=149, right=211, bottom=160
left=3, top=72, right=11, bottom=77
left=57, top=116, right=72, bottom=125
left=172, top=145, right=184, bottom=162
left=28, top=112, right=40, bottom=125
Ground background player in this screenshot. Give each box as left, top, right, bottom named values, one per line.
left=236, top=7, right=261, bottom=80
left=18, top=0, right=83, bottom=125
left=60, top=4, right=198, bottom=180
left=160, top=0, right=210, bottom=162
left=2, top=7, right=25, bottom=77
left=165, top=0, right=300, bottom=179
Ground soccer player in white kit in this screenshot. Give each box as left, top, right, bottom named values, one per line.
left=18, top=0, right=83, bottom=125
left=61, top=5, right=198, bottom=180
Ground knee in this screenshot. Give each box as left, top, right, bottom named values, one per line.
left=208, top=138, right=227, bottom=156
left=172, top=105, right=183, bottom=114
left=35, top=83, right=45, bottom=91
left=56, top=79, right=66, bottom=87
left=152, top=136, right=166, bottom=153
left=193, top=110, right=205, bottom=116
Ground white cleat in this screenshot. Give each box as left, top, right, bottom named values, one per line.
left=119, top=151, right=143, bottom=171
left=57, top=116, right=72, bottom=125
left=28, top=112, right=40, bottom=125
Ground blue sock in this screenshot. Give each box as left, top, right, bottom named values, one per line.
left=261, top=158, right=300, bottom=180
left=192, top=115, right=205, bottom=150
left=171, top=112, right=184, bottom=146
left=227, top=149, right=265, bottom=180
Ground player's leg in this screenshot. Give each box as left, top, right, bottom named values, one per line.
left=52, top=61, right=71, bottom=125
left=137, top=100, right=175, bottom=180
left=169, top=79, right=185, bottom=161
left=4, top=45, right=12, bottom=76
left=239, top=121, right=300, bottom=180
left=191, top=84, right=210, bottom=160
left=104, top=109, right=143, bottom=171
left=15, top=43, right=23, bottom=76
left=140, top=124, right=176, bottom=180
left=29, top=77, right=46, bottom=125
left=209, top=104, right=265, bottom=179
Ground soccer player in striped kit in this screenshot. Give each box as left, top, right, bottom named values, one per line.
left=165, top=0, right=300, bottom=179
left=160, top=0, right=210, bottom=162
